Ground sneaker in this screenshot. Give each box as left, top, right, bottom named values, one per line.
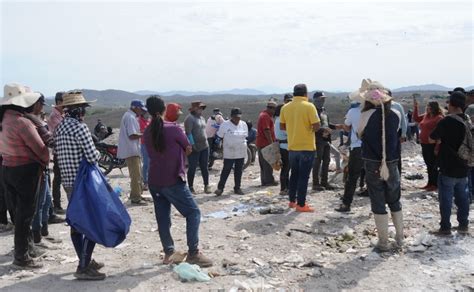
left=54, top=206, right=66, bottom=215
left=48, top=215, right=66, bottom=224
left=321, top=183, right=335, bottom=190
left=163, top=251, right=187, bottom=265
left=74, top=265, right=106, bottom=281
left=40, top=225, right=49, bottom=237
left=312, top=184, right=325, bottom=191
left=12, top=258, right=43, bottom=269
left=279, top=190, right=288, bottom=196
left=131, top=199, right=148, bottom=206
left=29, top=246, right=47, bottom=258
left=335, top=203, right=351, bottom=213
left=357, top=189, right=369, bottom=197
left=288, top=202, right=297, bottom=208
left=262, top=181, right=278, bottom=187
left=296, top=204, right=315, bottom=213
left=455, top=225, right=469, bottom=235
left=204, top=185, right=212, bottom=194
left=89, top=259, right=105, bottom=270
left=44, top=235, right=62, bottom=244
left=33, top=231, right=42, bottom=244
left=430, top=228, right=452, bottom=236
left=186, top=251, right=213, bottom=268
left=214, top=189, right=223, bottom=196
left=234, top=189, right=244, bottom=195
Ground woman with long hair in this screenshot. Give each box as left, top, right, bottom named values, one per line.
left=413, top=100, right=444, bottom=191
left=144, top=95, right=213, bottom=267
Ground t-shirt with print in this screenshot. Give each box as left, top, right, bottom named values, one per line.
left=344, top=106, right=362, bottom=149
left=217, top=120, right=248, bottom=159
left=117, top=110, right=141, bottom=159
left=429, top=114, right=468, bottom=178
left=280, top=96, right=319, bottom=151
left=184, top=114, right=209, bottom=152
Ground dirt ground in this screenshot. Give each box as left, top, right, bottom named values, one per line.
left=0, top=142, right=473, bottom=291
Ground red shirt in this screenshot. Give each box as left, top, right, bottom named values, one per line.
left=138, top=116, right=150, bottom=144
left=0, top=110, right=49, bottom=167
left=256, top=110, right=276, bottom=148
left=413, top=105, right=443, bottom=144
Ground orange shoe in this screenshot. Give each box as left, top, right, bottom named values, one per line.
left=296, top=204, right=315, bottom=213
left=288, top=202, right=297, bottom=208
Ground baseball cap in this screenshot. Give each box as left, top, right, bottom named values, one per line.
left=231, top=107, right=242, bottom=117
left=131, top=99, right=147, bottom=112
left=448, top=87, right=466, bottom=94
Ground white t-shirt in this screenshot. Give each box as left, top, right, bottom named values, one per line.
left=117, top=110, right=141, bottom=159
left=217, top=120, right=248, bottom=159
left=344, top=106, right=362, bottom=149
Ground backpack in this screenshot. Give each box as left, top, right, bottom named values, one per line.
left=448, top=114, right=474, bottom=167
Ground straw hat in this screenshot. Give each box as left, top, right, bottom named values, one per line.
left=0, top=83, right=42, bottom=108
left=62, top=91, right=96, bottom=107
left=362, top=81, right=392, bottom=105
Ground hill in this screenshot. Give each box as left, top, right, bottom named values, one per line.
left=134, top=88, right=266, bottom=96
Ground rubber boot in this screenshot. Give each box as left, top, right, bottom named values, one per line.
left=391, top=211, right=404, bottom=247
left=374, top=214, right=390, bottom=252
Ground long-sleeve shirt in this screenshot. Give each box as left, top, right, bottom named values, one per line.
left=0, top=110, right=49, bottom=167
left=47, top=107, right=64, bottom=134
left=413, top=105, right=444, bottom=144
left=54, top=117, right=100, bottom=188
left=391, top=101, right=407, bottom=138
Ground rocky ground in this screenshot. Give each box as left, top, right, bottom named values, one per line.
left=0, top=141, right=473, bottom=291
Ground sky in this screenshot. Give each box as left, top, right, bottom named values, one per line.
left=1, top=0, right=473, bottom=96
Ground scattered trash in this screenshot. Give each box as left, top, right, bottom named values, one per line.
left=340, top=226, right=355, bottom=241
left=173, top=263, right=211, bottom=282
left=222, top=259, right=238, bottom=268
left=299, top=260, right=325, bottom=268
left=252, top=257, right=267, bottom=267
left=259, top=205, right=285, bottom=215
left=229, top=278, right=274, bottom=291
left=404, top=173, right=424, bottom=180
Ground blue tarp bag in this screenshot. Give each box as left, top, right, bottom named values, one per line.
left=66, top=158, right=131, bottom=247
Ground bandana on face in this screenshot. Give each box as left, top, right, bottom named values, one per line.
left=66, top=106, right=87, bottom=122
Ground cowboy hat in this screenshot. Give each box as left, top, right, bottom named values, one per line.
left=62, top=91, right=96, bottom=107
left=189, top=101, right=206, bottom=111
left=362, top=81, right=392, bottom=105
left=0, top=83, right=42, bottom=108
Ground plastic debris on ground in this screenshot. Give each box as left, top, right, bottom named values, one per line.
left=173, top=263, right=211, bottom=282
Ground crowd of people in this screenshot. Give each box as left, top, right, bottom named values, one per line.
left=0, top=81, right=472, bottom=281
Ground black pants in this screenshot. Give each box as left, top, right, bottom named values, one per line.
left=0, top=166, right=15, bottom=225
left=52, top=155, right=62, bottom=208
left=312, top=142, right=330, bottom=186
left=359, top=167, right=366, bottom=189
left=257, top=148, right=275, bottom=185
left=421, top=144, right=438, bottom=186
left=217, top=158, right=244, bottom=191
left=3, top=163, right=42, bottom=262
left=342, top=147, right=363, bottom=206
left=280, top=148, right=290, bottom=191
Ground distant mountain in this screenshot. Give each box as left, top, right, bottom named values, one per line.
left=81, top=89, right=143, bottom=107
left=134, top=88, right=266, bottom=96
left=393, top=84, right=450, bottom=92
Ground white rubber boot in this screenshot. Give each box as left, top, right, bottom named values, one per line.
left=391, top=211, right=404, bottom=247
left=374, top=214, right=390, bottom=252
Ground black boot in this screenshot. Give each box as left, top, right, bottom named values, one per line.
left=41, top=224, right=49, bottom=237
left=33, top=230, right=42, bottom=244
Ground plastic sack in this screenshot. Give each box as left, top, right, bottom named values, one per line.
left=260, top=142, right=281, bottom=170
left=173, top=263, right=211, bottom=282
left=66, top=158, right=131, bottom=247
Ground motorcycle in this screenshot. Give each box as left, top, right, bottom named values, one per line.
left=208, top=136, right=256, bottom=170
left=96, top=142, right=126, bottom=176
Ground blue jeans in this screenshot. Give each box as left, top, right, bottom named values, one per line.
left=438, top=174, right=469, bottom=230
left=288, top=151, right=316, bottom=207
left=32, top=173, right=51, bottom=231
left=468, top=167, right=474, bottom=203
left=187, top=148, right=209, bottom=188
left=364, top=160, right=402, bottom=214
left=150, top=180, right=201, bottom=255
left=141, top=144, right=149, bottom=184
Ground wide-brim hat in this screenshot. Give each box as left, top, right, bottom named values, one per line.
left=189, top=101, right=206, bottom=111
left=1, top=83, right=42, bottom=108
left=62, top=91, right=96, bottom=107
left=362, top=81, right=392, bottom=105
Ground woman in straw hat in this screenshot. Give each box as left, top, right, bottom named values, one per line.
left=54, top=91, right=106, bottom=280
left=0, top=83, right=50, bottom=269
left=357, top=80, right=404, bottom=252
